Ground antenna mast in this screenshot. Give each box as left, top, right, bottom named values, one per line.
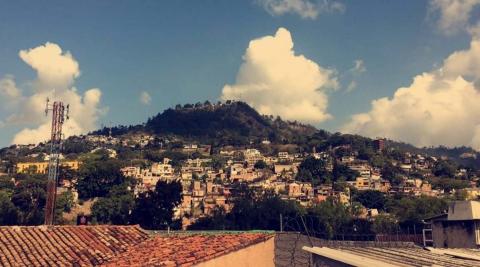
left=44, top=98, right=69, bottom=225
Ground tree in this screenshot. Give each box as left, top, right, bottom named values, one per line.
left=296, top=157, right=332, bottom=185
left=372, top=214, right=398, bottom=234
left=333, top=162, right=359, bottom=182
left=91, top=184, right=135, bottom=225
left=0, top=191, right=18, bottom=225
left=357, top=147, right=375, bottom=161
left=63, top=140, right=91, bottom=154
left=188, top=207, right=229, bottom=230
left=254, top=160, right=267, bottom=169
left=191, top=151, right=203, bottom=159
left=54, top=190, right=75, bottom=224
left=306, top=200, right=352, bottom=239
left=58, top=166, right=77, bottom=185
left=76, top=158, right=127, bottom=199
left=386, top=196, right=447, bottom=228
left=211, top=156, right=226, bottom=171
left=11, top=177, right=46, bottom=225
left=188, top=190, right=304, bottom=231
left=296, top=168, right=314, bottom=183
left=381, top=163, right=404, bottom=186
left=0, top=176, right=15, bottom=193
left=353, top=190, right=386, bottom=210
left=131, top=180, right=182, bottom=230
left=433, top=160, right=457, bottom=177
left=429, top=177, right=469, bottom=193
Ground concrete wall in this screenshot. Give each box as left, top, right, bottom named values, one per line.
left=433, top=220, right=478, bottom=248
left=196, top=236, right=275, bottom=267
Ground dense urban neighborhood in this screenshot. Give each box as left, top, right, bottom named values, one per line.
left=1, top=102, right=479, bottom=239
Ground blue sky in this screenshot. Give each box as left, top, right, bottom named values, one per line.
left=0, top=0, right=479, bottom=148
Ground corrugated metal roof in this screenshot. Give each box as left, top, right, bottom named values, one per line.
left=304, top=245, right=480, bottom=267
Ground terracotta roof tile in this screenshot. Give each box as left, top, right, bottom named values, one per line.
left=0, top=225, right=149, bottom=266
left=102, top=232, right=274, bottom=267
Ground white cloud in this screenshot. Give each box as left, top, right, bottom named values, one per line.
left=257, top=0, right=345, bottom=19
left=441, top=35, right=480, bottom=84
left=342, top=37, right=480, bottom=150
left=19, top=42, right=80, bottom=90
left=0, top=75, right=21, bottom=100
left=221, top=27, right=338, bottom=123
left=346, top=81, right=357, bottom=92
left=1, top=42, right=105, bottom=145
left=429, top=0, right=480, bottom=35
left=139, top=91, right=152, bottom=105
left=344, top=59, right=366, bottom=93
left=351, top=59, right=366, bottom=74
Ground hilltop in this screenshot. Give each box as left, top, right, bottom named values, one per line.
left=94, top=101, right=318, bottom=146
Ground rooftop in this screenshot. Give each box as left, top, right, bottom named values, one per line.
left=447, top=201, right=480, bottom=220
left=0, top=225, right=149, bottom=266
left=276, top=232, right=480, bottom=267
left=102, top=232, right=274, bottom=266
left=0, top=226, right=274, bottom=267
left=303, top=245, right=480, bottom=267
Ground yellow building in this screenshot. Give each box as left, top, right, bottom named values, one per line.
left=16, top=161, right=80, bottom=174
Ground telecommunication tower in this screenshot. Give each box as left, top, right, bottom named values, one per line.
left=44, top=98, right=69, bottom=225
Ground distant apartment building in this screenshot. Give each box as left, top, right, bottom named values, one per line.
left=349, top=163, right=371, bottom=178
left=16, top=160, right=80, bottom=174
left=274, top=164, right=298, bottom=175
left=243, top=149, right=264, bottom=165
left=121, top=158, right=175, bottom=189
left=278, top=151, right=290, bottom=160
left=373, top=138, right=385, bottom=151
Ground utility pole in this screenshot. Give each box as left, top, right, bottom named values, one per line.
left=44, top=98, right=69, bottom=225
left=279, top=214, right=283, bottom=232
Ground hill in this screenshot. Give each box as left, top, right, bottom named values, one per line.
left=95, top=101, right=318, bottom=146
left=87, top=101, right=480, bottom=168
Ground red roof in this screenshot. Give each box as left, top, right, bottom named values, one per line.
left=0, top=225, right=149, bottom=266
left=102, top=232, right=274, bottom=267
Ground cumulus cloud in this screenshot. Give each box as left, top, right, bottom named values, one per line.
left=139, top=91, right=152, bottom=105
left=441, top=36, right=480, bottom=85
left=342, top=37, right=480, bottom=150
left=19, top=42, right=80, bottom=90
left=257, top=0, right=345, bottom=19
left=221, top=27, right=338, bottom=123
left=0, top=75, right=21, bottom=100
left=1, top=42, right=105, bottom=145
left=429, top=0, right=480, bottom=35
